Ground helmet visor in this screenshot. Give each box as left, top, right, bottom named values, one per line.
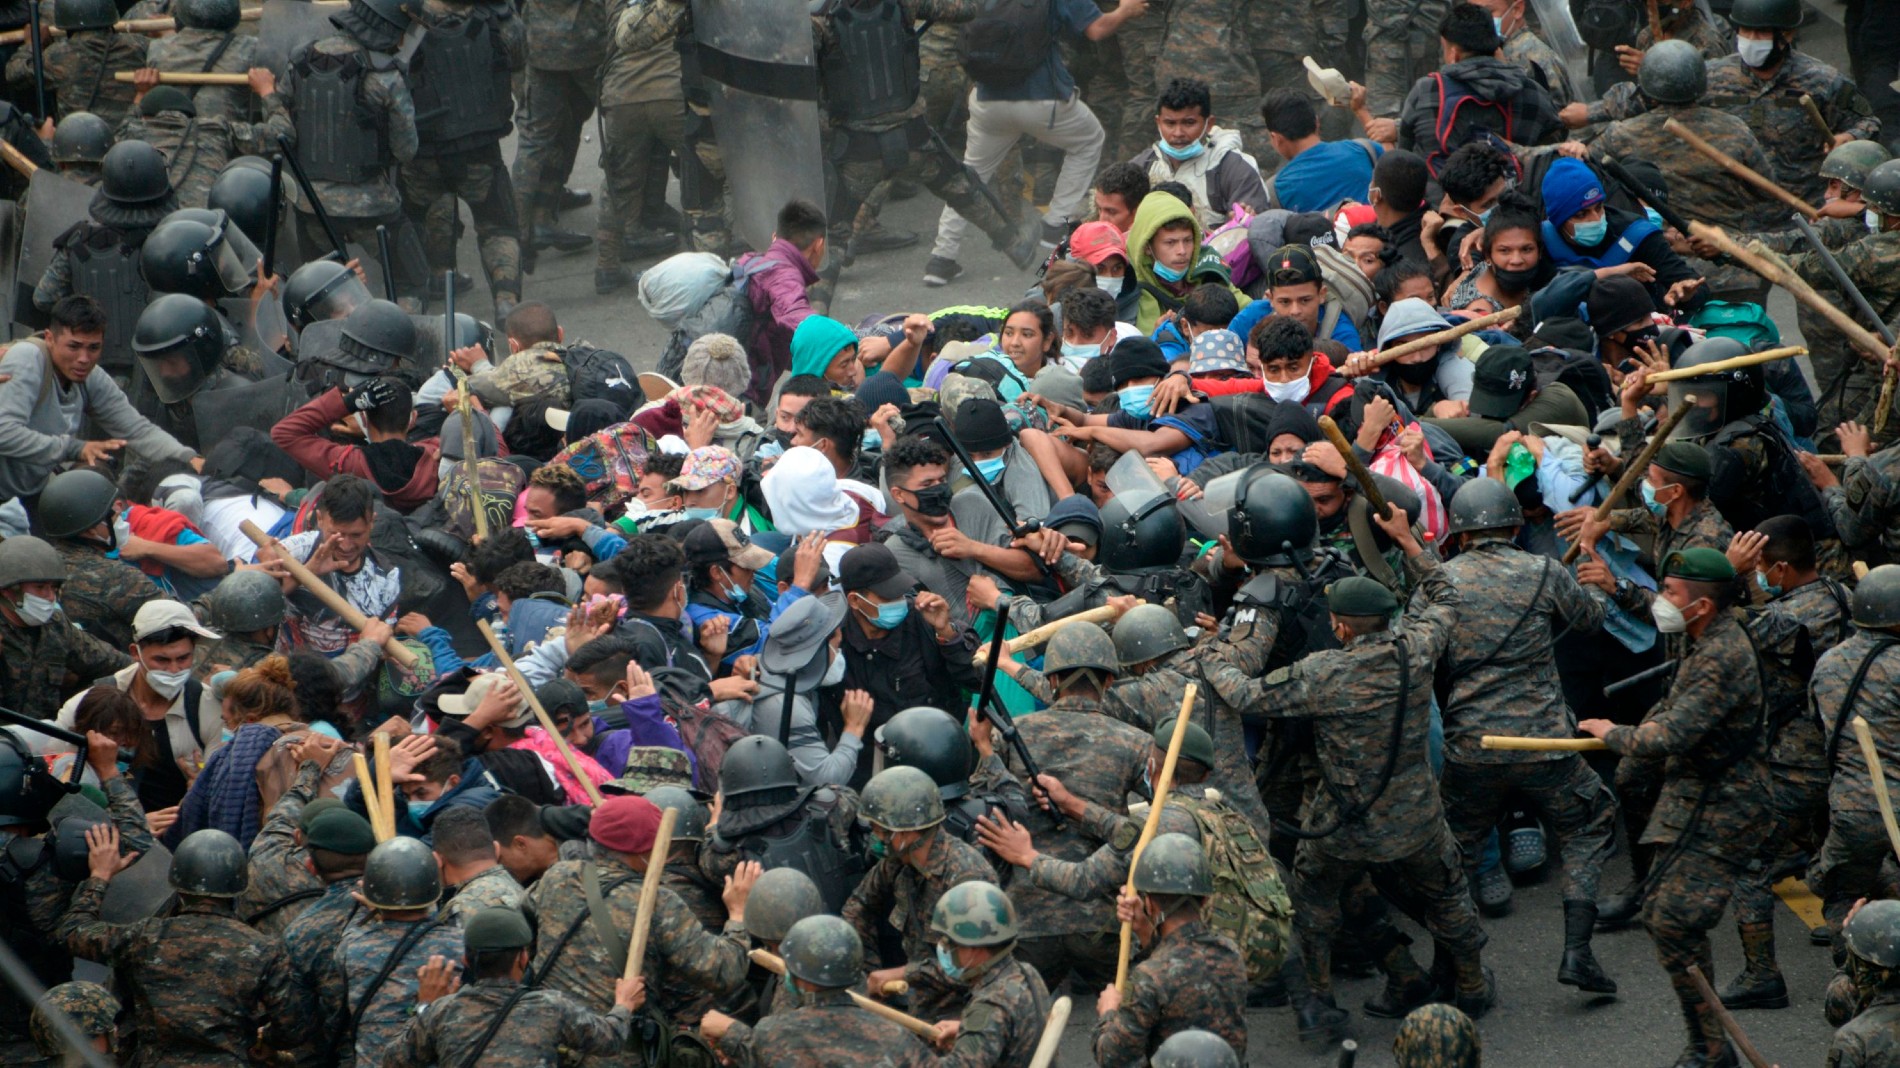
left=137, top=342, right=210, bottom=404
left=1105, top=449, right=1173, bottom=514
left=1178, top=469, right=1242, bottom=540
left=1667, top=381, right=1727, bottom=439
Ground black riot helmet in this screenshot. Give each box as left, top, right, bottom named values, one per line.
left=1637, top=39, right=1706, bottom=105
left=36, top=469, right=119, bottom=540
left=0, top=730, right=74, bottom=830
left=1727, top=0, right=1799, bottom=28
left=175, top=0, right=241, bottom=30
left=54, top=0, right=117, bottom=31
left=132, top=293, right=226, bottom=404
left=140, top=211, right=254, bottom=299
left=97, top=141, right=175, bottom=209
left=170, top=828, right=249, bottom=897
left=1098, top=449, right=1187, bottom=571
left=1229, top=465, right=1319, bottom=568
left=1445, top=477, right=1523, bottom=537
left=283, top=259, right=371, bottom=331
left=1667, top=336, right=1765, bottom=439
left=50, top=112, right=111, bottom=165
left=339, top=299, right=417, bottom=370
left=718, top=735, right=801, bottom=799
left=874, top=706, right=976, bottom=801
left=207, top=165, right=276, bottom=255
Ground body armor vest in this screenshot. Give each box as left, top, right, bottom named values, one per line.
left=61, top=221, right=146, bottom=377
left=409, top=7, right=513, bottom=154
left=820, top=0, right=919, bottom=124
left=289, top=46, right=390, bottom=184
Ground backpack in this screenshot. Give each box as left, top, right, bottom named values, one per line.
left=652, top=667, right=748, bottom=788
left=956, top=0, right=1053, bottom=89
left=1175, top=793, right=1293, bottom=984
left=561, top=342, right=641, bottom=412
left=439, top=457, right=527, bottom=542
left=1691, top=300, right=1780, bottom=350
left=655, top=257, right=778, bottom=381
left=1426, top=72, right=1514, bottom=177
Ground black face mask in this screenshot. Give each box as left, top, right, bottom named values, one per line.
left=909, top=483, right=954, bottom=517
left=1392, top=359, right=1438, bottom=386
left=1492, top=263, right=1540, bottom=293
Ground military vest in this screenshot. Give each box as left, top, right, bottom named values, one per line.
left=289, top=45, right=391, bottom=184
left=819, top=0, right=919, bottom=124
left=59, top=221, right=147, bottom=377
left=408, top=6, right=513, bottom=154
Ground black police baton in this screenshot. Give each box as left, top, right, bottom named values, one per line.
left=0, top=705, right=136, bottom=787
left=25, top=0, right=45, bottom=124
left=262, top=153, right=283, bottom=272
left=275, top=134, right=349, bottom=262
left=375, top=225, right=398, bottom=302
left=1792, top=212, right=1897, bottom=348
left=1568, top=433, right=1605, bottom=504
left=1337, top=1039, right=1358, bottom=1068
left=970, top=624, right=1064, bottom=832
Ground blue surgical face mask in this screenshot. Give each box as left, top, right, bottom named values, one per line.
left=1570, top=216, right=1609, bottom=247
left=1640, top=481, right=1665, bottom=516
left=860, top=596, right=910, bottom=630
left=1493, top=14, right=1505, bottom=36
left=1158, top=138, right=1206, bottom=162
left=779, top=970, right=801, bottom=1004
left=407, top=798, right=434, bottom=821
left=757, top=438, right=786, bottom=460
left=973, top=456, right=1008, bottom=483
left=683, top=506, right=720, bottom=521
left=861, top=428, right=883, bottom=452
left=1644, top=206, right=1666, bottom=230
left=1153, top=261, right=1186, bottom=284
left=588, top=697, right=611, bottom=714
left=219, top=728, right=234, bottom=745
left=1118, top=384, right=1155, bottom=420
left=309, top=721, right=344, bottom=741
left=936, top=943, right=970, bottom=982
left=1061, top=340, right=1099, bottom=362
left=1756, top=570, right=1782, bottom=598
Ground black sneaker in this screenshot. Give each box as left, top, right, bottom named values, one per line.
left=558, top=187, right=593, bottom=212
left=922, top=256, right=962, bottom=287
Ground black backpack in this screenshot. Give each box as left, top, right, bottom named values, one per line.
left=561, top=342, right=641, bottom=412
left=957, top=0, right=1054, bottom=89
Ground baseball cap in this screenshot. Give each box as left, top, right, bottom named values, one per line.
left=838, top=543, right=916, bottom=601
left=665, top=446, right=740, bottom=493
left=1467, top=345, right=1536, bottom=420
left=1264, top=244, right=1322, bottom=287
left=1068, top=221, right=1129, bottom=268
left=437, top=672, right=535, bottom=728
left=133, top=600, right=221, bottom=643
left=684, top=518, right=775, bottom=571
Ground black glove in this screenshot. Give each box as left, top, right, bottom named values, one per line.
left=342, top=378, right=402, bottom=412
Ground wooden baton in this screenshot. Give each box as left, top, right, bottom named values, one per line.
left=351, top=751, right=389, bottom=841
left=237, top=520, right=419, bottom=667
left=1026, top=996, right=1072, bottom=1068
left=0, top=138, right=37, bottom=178
left=1560, top=398, right=1697, bottom=565
left=1004, top=603, right=1125, bottom=653
left=747, top=950, right=942, bottom=1040
left=1666, top=119, right=1819, bottom=220
left=1800, top=93, right=1834, bottom=145
left=1690, top=222, right=1892, bottom=364
left=1349, top=304, right=1523, bottom=372
left=475, top=619, right=605, bottom=805
left=1853, top=715, right=1900, bottom=866
left=1645, top=0, right=1663, bottom=39
left=372, top=731, right=395, bottom=839
left=112, top=71, right=249, bottom=84
left=1317, top=415, right=1392, bottom=519
left=1115, top=685, right=1197, bottom=994
left=1645, top=345, right=1805, bottom=383
left=623, top=807, right=678, bottom=982
left=1481, top=735, right=1608, bottom=751
left=1687, top=965, right=1774, bottom=1068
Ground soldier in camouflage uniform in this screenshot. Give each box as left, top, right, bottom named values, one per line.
left=1812, top=567, right=1900, bottom=944
left=507, top=0, right=602, bottom=263
left=27, top=981, right=118, bottom=1065
left=280, top=806, right=374, bottom=1068
left=432, top=806, right=524, bottom=927
left=38, top=475, right=163, bottom=653
left=195, top=569, right=290, bottom=678
left=589, top=0, right=689, bottom=294
left=1829, top=899, right=1900, bottom=1068
left=1577, top=547, right=1769, bottom=1067
left=702, top=914, right=936, bottom=1068
left=1092, top=833, right=1247, bottom=1067
left=639, top=786, right=728, bottom=931
left=610, top=0, right=731, bottom=258
left=116, top=74, right=292, bottom=209
left=1433, top=479, right=1618, bottom=995
left=335, top=838, right=464, bottom=1068
left=1392, top=1002, right=1481, bottom=1068
left=1566, top=0, right=1732, bottom=127
left=1363, top=0, right=1451, bottom=119
left=142, top=0, right=257, bottom=123
left=236, top=749, right=335, bottom=936
left=382, top=906, right=641, bottom=1068
left=460, top=333, right=568, bottom=409
left=1815, top=428, right=1900, bottom=561
left=1722, top=516, right=1852, bottom=1009
left=843, top=765, right=997, bottom=1024
left=57, top=826, right=311, bottom=1062
left=989, top=621, right=1156, bottom=989
left=1490, top=0, right=1579, bottom=109
left=1101, top=606, right=1204, bottom=733
left=1199, top=513, right=1496, bottom=1022
left=0, top=537, right=134, bottom=720
left=1249, top=0, right=1351, bottom=161
left=1152, top=0, right=1264, bottom=163
left=522, top=794, right=754, bottom=1064
left=5, top=0, right=147, bottom=128
left=926, top=880, right=1052, bottom=1068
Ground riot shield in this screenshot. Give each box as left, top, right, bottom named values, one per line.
left=11, top=169, right=94, bottom=331
left=0, top=199, right=20, bottom=327
left=193, top=371, right=304, bottom=451
left=257, top=0, right=341, bottom=80
left=691, top=0, right=824, bottom=253
left=222, top=293, right=293, bottom=358
left=44, top=792, right=175, bottom=922
left=1527, top=0, right=1592, bottom=100
left=1178, top=469, right=1243, bottom=540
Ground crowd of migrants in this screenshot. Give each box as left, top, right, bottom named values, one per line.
left=7, top=0, right=1900, bottom=1062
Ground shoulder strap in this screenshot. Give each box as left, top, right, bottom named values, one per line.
left=242, top=885, right=325, bottom=925
left=1827, top=637, right=1900, bottom=765
left=582, top=859, right=633, bottom=975
left=348, top=918, right=446, bottom=1035
left=1354, top=138, right=1379, bottom=170
left=183, top=679, right=205, bottom=747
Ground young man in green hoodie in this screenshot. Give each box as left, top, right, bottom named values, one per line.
left=1126, top=191, right=1249, bottom=334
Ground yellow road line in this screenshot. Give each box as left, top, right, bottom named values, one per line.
left=1775, top=877, right=1826, bottom=930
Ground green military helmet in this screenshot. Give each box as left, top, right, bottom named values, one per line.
left=54, top=0, right=117, bottom=31
left=873, top=706, right=975, bottom=797
left=860, top=765, right=945, bottom=832
left=779, top=914, right=863, bottom=988
left=1866, top=160, right=1900, bottom=221
left=1043, top=621, right=1118, bottom=675
left=0, top=535, right=66, bottom=589
left=170, top=828, right=249, bottom=897
left=1845, top=899, right=1900, bottom=969
left=29, top=981, right=119, bottom=1059
left=642, top=785, right=708, bottom=842
left=1113, top=603, right=1190, bottom=667
left=463, top=906, right=534, bottom=954
left=1153, top=718, right=1216, bottom=770
left=50, top=112, right=111, bottom=166
left=176, top=0, right=241, bottom=30
left=36, top=469, right=118, bottom=540
left=747, top=866, right=827, bottom=942
left=1852, top=565, right=1900, bottom=629
left=1393, top=1002, right=1482, bottom=1068
left=1726, top=0, right=1799, bottom=28
left=1821, top=140, right=1893, bottom=193
left=208, top=569, right=288, bottom=634
left=719, top=735, right=801, bottom=798
left=1445, top=476, right=1523, bottom=536
left=1151, top=1029, right=1239, bottom=1068
left=1637, top=39, right=1706, bottom=105
left=930, top=879, right=1018, bottom=946
left=1131, top=832, right=1213, bottom=897
left=361, top=836, right=442, bottom=910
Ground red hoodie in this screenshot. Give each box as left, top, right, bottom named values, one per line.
left=271, top=388, right=442, bottom=513
left=1190, top=351, right=1353, bottom=415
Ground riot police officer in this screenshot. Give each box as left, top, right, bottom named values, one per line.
left=928, top=880, right=1051, bottom=1067
left=131, top=292, right=257, bottom=450
left=48, top=112, right=109, bottom=186
left=142, top=0, right=258, bottom=124
left=740, top=866, right=828, bottom=1018
left=34, top=468, right=161, bottom=650
left=1830, top=899, right=1900, bottom=1062
left=873, top=705, right=1028, bottom=862
left=700, top=735, right=865, bottom=913
left=284, top=257, right=372, bottom=333
left=1152, top=1030, right=1241, bottom=1068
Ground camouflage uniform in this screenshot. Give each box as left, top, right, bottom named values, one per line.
left=698, top=788, right=861, bottom=885
left=1248, top=0, right=1351, bottom=161
left=1580, top=9, right=1735, bottom=125
left=1830, top=990, right=1900, bottom=1068
left=1706, top=51, right=1882, bottom=205
left=237, top=759, right=327, bottom=938
left=1752, top=215, right=1872, bottom=444
left=1826, top=446, right=1900, bottom=560
left=938, top=953, right=1050, bottom=1068
left=47, top=536, right=161, bottom=653
left=56, top=878, right=309, bottom=1063
left=25, top=980, right=118, bottom=1066
left=1101, top=653, right=1200, bottom=732
left=18, top=774, right=153, bottom=944
left=1090, top=918, right=1247, bottom=1068
left=281, top=876, right=365, bottom=1068
left=1153, top=0, right=1265, bottom=162
left=611, top=0, right=729, bottom=255
left=508, top=0, right=605, bottom=244
left=1363, top=0, right=1451, bottom=118
left=596, top=0, right=686, bottom=274
left=713, top=988, right=937, bottom=1068
left=1200, top=552, right=1486, bottom=1001
left=5, top=30, right=148, bottom=127
left=195, top=633, right=278, bottom=676
left=379, top=976, right=633, bottom=1067
left=1782, top=231, right=1900, bottom=437
left=1111, top=1, right=1164, bottom=168
left=522, top=853, right=749, bottom=1058
left=116, top=91, right=294, bottom=208
left=663, top=857, right=727, bottom=931
left=1813, top=629, right=1900, bottom=933
left=1600, top=608, right=1769, bottom=1061
left=464, top=340, right=568, bottom=409
left=0, top=609, right=132, bottom=720
left=438, top=863, right=524, bottom=927
left=146, top=27, right=259, bottom=123
left=337, top=916, right=466, bottom=1068
left=1502, top=27, right=1579, bottom=109
left=841, top=830, right=996, bottom=1023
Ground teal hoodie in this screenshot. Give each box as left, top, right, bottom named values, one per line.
left=789, top=315, right=858, bottom=380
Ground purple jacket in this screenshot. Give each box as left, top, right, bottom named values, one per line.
left=738, top=238, right=819, bottom=404
left=591, top=693, right=697, bottom=781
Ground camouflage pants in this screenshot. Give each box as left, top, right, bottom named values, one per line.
left=512, top=64, right=600, bottom=227
left=598, top=99, right=685, bottom=269
left=1016, top=930, right=1119, bottom=994
left=1734, top=763, right=1827, bottom=926
left=1114, top=16, right=1166, bottom=170
left=830, top=129, right=1019, bottom=256
left=1614, top=753, right=1667, bottom=880
left=1066, top=34, right=1129, bottom=165
left=293, top=207, right=430, bottom=309
left=680, top=103, right=731, bottom=253
left=1363, top=0, right=1450, bottom=117
left=1290, top=822, right=1485, bottom=996
left=1439, top=755, right=1617, bottom=904
left=1642, top=846, right=1747, bottom=1059
left=1811, top=809, right=1900, bottom=938
left=398, top=144, right=522, bottom=306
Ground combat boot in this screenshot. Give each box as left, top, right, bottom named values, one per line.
left=1557, top=900, right=1617, bottom=994
left=1453, top=963, right=1497, bottom=1019
left=1001, top=217, right=1042, bottom=270
left=1717, top=921, right=1789, bottom=1009
left=1294, top=992, right=1349, bottom=1044
left=1361, top=932, right=1434, bottom=1018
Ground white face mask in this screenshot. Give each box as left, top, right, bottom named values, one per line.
left=1650, top=596, right=1687, bottom=634
left=1735, top=34, right=1775, bottom=67
left=143, top=666, right=192, bottom=699
left=1263, top=375, right=1313, bottom=403
left=819, top=647, right=846, bottom=687
left=15, top=593, right=57, bottom=626
left=1868, top=209, right=1883, bottom=232
left=1095, top=275, right=1124, bottom=297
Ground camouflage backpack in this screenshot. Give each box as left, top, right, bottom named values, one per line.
left=1174, top=793, right=1292, bottom=984
left=440, top=457, right=526, bottom=542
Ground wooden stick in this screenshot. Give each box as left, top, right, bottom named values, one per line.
left=351, top=751, right=390, bottom=841
left=1026, top=996, right=1072, bottom=1068
left=1645, top=0, right=1663, bottom=39
left=1800, top=93, right=1834, bottom=145
left=372, top=731, right=394, bottom=839
left=1561, top=398, right=1697, bottom=564
left=879, top=980, right=909, bottom=997
left=1004, top=604, right=1124, bottom=653
left=1691, top=223, right=1892, bottom=364
left=1116, top=685, right=1196, bottom=994
left=0, top=138, right=37, bottom=178
left=747, top=950, right=942, bottom=1040
left=1318, top=414, right=1392, bottom=519
left=1853, top=716, right=1900, bottom=866
left=1481, top=735, right=1608, bottom=751
left=1878, top=368, right=1898, bottom=439
left=1353, top=305, right=1523, bottom=371
left=1666, top=119, right=1819, bottom=220
left=1855, top=561, right=1872, bottom=581
left=624, top=807, right=678, bottom=981
left=238, top=520, right=419, bottom=667
left=474, top=619, right=605, bottom=805
left=1686, top=965, right=1774, bottom=1068
left=1646, top=345, right=1805, bottom=383
left=111, top=71, right=249, bottom=84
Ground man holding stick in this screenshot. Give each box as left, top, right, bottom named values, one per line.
left=1576, top=547, right=1769, bottom=1068
left=250, top=474, right=400, bottom=664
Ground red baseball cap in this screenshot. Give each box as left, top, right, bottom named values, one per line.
left=1068, top=222, right=1129, bottom=268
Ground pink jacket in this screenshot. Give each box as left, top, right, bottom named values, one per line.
left=738, top=238, right=819, bottom=404
left=511, top=727, right=613, bottom=804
